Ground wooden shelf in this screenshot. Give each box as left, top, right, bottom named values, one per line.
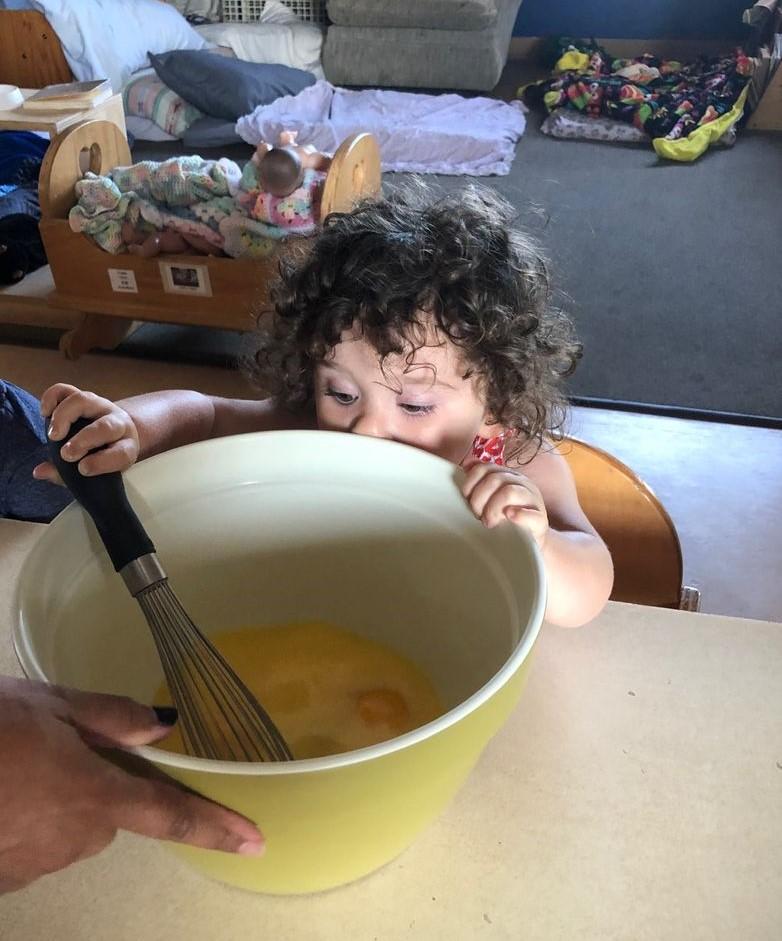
left=0, top=89, right=126, bottom=136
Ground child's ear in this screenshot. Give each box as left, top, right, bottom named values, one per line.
left=476, top=412, right=501, bottom=439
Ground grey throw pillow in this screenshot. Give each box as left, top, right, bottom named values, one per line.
left=182, top=116, right=244, bottom=149
left=148, top=49, right=316, bottom=120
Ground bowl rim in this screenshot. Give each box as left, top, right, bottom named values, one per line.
left=13, top=430, right=547, bottom=776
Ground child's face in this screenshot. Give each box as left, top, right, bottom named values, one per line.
left=314, top=327, right=494, bottom=466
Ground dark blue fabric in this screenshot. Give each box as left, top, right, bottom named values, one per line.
left=182, top=116, right=243, bottom=150
left=0, top=381, right=72, bottom=523
left=0, top=210, right=46, bottom=284
left=0, top=131, right=47, bottom=284
left=0, top=131, right=48, bottom=185
left=0, top=186, right=38, bottom=216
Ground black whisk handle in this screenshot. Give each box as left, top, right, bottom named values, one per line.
left=48, top=416, right=155, bottom=572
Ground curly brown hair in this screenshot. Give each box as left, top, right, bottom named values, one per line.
left=248, top=182, right=581, bottom=457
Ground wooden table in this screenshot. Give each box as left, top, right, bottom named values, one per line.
left=0, top=88, right=126, bottom=137
left=0, top=518, right=780, bottom=940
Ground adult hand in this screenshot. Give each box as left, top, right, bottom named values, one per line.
left=0, top=676, right=264, bottom=894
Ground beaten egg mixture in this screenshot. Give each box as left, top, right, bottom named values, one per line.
left=156, top=621, right=444, bottom=759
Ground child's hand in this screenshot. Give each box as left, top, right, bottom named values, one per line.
left=461, top=463, right=549, bottom=549
left=33, top=383, right=140, bottom=485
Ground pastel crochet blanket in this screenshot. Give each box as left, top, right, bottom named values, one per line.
left=68, top=156, right=324, bottom=258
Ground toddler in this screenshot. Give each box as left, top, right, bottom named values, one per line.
left=36, top=185, right=613, bottom=627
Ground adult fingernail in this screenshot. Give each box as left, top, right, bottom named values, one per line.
left=237, top=839, right=265, bottom=857
left=47, top=423, right=61, bottom=440
left=152, top=706, right=178, bottom=726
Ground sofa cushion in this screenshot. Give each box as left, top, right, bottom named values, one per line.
left=326, top=0, right=498, bottom=31
left=324, top=21, right=509, bottom=90
left=149, top=49, right=316, bottom=120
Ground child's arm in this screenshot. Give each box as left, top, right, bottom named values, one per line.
left=118, top=390, right=314, bottom=460
left=35, top=384, right=313, bottom=482
left=462, top=446, right=614, bottom=628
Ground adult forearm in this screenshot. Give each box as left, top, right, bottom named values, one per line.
left=541, top=529, right=614, bottom=628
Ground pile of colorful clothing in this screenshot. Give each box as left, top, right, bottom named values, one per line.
left=521, top=41, right=752, bottom=161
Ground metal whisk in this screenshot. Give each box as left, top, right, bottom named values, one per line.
left=50, top=418, right=293, bottom=762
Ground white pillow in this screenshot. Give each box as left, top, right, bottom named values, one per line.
left=195, top=20, right=325, bottom=78
left=30, top=0, right=207, bottom=93
left=162, top=0, right=221, bottom=19
left=261, top=0, right=301, bottom=24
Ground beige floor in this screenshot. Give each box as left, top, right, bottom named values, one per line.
left=2, top=342, right=780, bottom=623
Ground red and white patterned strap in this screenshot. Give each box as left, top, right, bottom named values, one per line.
left=470, top=431, right=512, bottom=466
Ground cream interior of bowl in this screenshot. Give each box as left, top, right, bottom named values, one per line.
left=15, top=431, right=544, bottom=762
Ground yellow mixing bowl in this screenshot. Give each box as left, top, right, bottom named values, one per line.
left=14, top=430, right=545, bottom=894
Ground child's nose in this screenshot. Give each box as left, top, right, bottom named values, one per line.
left=351, top=409, right=391, bottom=440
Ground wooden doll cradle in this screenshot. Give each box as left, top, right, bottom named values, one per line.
left=37, top=119, right=382, bottom=356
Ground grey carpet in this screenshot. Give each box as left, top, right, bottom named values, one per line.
left=432, top=119, right=782, bottom=420
left=34, top=125, right=782, bottom=420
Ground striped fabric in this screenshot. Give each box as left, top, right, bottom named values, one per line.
left=123, top=72, right=204, bottom=139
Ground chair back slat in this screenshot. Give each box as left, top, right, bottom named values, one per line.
left=559, top=437, right=684, bottom=607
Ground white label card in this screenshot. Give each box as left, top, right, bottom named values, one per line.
left=108, top=268, right=138, bottom=293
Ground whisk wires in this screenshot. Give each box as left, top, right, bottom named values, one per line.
left=136, top=582, right=293, bottom=762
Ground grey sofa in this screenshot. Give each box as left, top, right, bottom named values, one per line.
left=323, top=0, right=524, bottom=91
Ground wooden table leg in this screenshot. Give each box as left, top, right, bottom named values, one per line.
left=59, top=314, right=140, bottom=360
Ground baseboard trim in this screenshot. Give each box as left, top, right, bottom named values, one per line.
left=570, top=396, right=782, bottom=430
left=509, top=36, right=734, bottom=63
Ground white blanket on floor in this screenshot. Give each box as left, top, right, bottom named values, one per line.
left=236, top=81, right=526, bottom=176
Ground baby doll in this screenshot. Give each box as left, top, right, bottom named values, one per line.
left=253, top=130, right=331, bottom=198
left=121, top=221, right=221, bottom=258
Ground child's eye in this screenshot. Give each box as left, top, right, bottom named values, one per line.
left=399, top=403, right=435, bottom=416
left=325, top=387, right=358, bottom=406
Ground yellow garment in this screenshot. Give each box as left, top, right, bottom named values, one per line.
left=543, top=89, right=562, bottom=111
left=555, top=49, right=591, bottom=73
left=653, top=85, right=749, bottom=162
left=516, top=79, right=538, bottom=99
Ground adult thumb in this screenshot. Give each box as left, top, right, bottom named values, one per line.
left=56, top=686, right=178, bottom=747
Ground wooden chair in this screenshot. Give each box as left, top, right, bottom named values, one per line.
left=558, top=437, right=700, bottom=610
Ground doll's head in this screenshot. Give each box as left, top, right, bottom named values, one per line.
left=257, top=147, right=304, bottom=198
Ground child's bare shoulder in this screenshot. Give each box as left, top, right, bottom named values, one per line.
left=508, top=436, right=571, bottom=482
left=507, top=437, right=588, bottom=524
